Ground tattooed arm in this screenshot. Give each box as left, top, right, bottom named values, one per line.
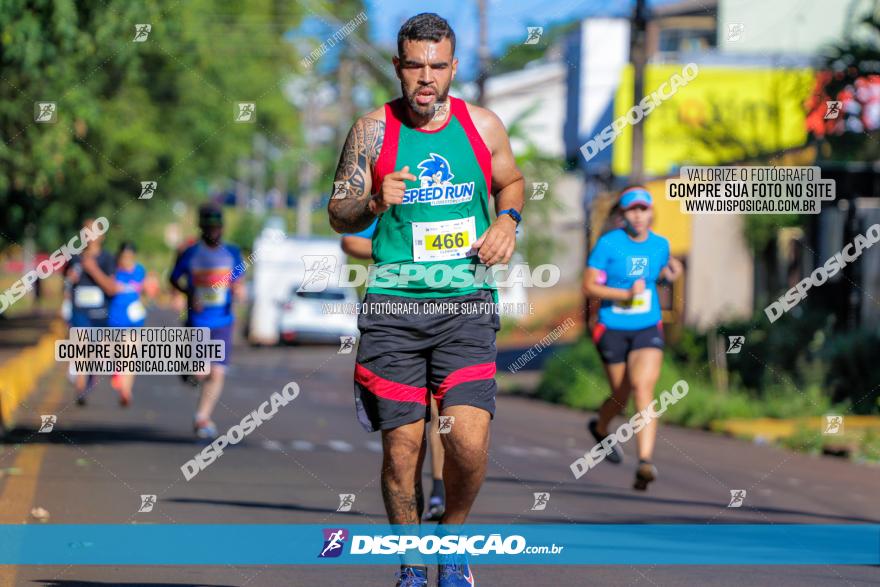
left=328, top=115, right=385, bottom=234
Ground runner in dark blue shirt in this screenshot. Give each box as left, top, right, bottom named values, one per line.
left=170, top=204, right=243, bottom=439
left=68, top=218, right=116, bottom=405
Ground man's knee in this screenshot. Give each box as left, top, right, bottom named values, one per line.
left=441, top=428, right=488, bottom=464
left=382, top=428, right=423, bottom=474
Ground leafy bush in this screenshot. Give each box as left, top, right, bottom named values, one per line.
left=698, top=306, right=879, bottom=415
left=758, top=384, right=830, bottom=418
left=858, top=429, right=880, bottom=461
left=538, top=339, right=737, bottom=427
left=536, top=337, right=834, bottom=429
left=666, top=326, right=708, bottom=371
left=779, top=426, right=824, bottom=455
left=535, top=337, right=608, bottom=409
left=716, top=307, right=833, bottom=394
left=823, top=329, right=880, bottom=415
left=780, top=426, right=880, bottom=463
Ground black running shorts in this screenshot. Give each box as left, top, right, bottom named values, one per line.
left=354, top=289, right=500, bottom=432
left=591, top=321, right=665, bottom=365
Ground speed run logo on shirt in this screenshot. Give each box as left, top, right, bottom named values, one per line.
left=402, top=153, right=475, bottom=206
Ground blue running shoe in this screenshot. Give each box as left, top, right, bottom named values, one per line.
left=423, top=495, right=445, bottom=521
left=194, top=418, right=218, bottom=440
left=438, top=557, right=474, bottom=586
left=395, top=566, right=428, bottom=587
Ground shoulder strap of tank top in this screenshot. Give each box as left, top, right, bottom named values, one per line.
left=371, top=100, right=402, bottom=193
left=450, top=97, right=492, bottom=196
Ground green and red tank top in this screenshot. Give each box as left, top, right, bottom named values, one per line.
left=368, top=96, right=494, bottom=298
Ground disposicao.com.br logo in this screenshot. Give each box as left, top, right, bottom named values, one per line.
left=318, top=529, right=564, bottom=558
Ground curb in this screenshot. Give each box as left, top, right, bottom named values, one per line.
left=710, top=416, right=880, bottom=442
left=0, top=319, right=65, bottom=434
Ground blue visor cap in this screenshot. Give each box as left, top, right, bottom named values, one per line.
left=620, top=188, right=653, bottom=210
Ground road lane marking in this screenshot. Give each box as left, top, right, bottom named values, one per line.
left=290, top=440, right=314, bottom=451
left=326, top=440, right=353, bottom=453
left=530, top=446, right=559, bottom=457
left=272, top=437, right=563, bottom=458
left=499, top=446, right=529, bottom=457
left=261, top=440, right=283, bottom=451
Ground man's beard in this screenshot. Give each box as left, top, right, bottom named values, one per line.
left=202, top=230, right=222, bottom=246
left=402, top=82, right=450, bottom=117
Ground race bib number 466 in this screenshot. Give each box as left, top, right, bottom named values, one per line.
left=427, top=231, right=468, bottom=251
left=412, top=217, right=477, bottom=262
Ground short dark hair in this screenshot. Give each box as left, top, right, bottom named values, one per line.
left=397, top=13, right=455, bottom=58
left=198, top=202, right=223, bottom=227
left=117, top=241, right=137, bottom=255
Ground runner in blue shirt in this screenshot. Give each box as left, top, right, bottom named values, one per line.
left=109, top=243, right=146, bottom=406
left=80, top=241, right=148, bottom=407
left=170, top=204, right=244, bottom=439
left=340, top=218, right=376, bottom=259
left=582, top=186, right=683, bottom=491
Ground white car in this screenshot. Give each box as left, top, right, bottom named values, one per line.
left=278, top=285, right=359, bottom=344
left=247, top=231, right=350, bottom=345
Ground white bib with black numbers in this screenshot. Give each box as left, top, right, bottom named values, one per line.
left=196, top=286, right=226, bottom=308
left=126, top=300, right=146, bottom=323
left=74, top=286, right=104, bottom=308
left=411, top=216, right=476, bottom=262
left=612, top=290, right=651, bottom=315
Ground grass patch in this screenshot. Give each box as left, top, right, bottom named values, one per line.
left=537, top=337, right=834, bottom=430
left=535, top=337, right=880, bottom=462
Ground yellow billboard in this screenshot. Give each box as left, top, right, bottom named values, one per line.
left=612, top=64, right=815, bottom=177
left=645, top=178, right=690, bottom=256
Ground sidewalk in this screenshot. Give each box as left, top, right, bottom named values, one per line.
left=0, top=311, right=63, bottom=432
left=0, top=311, right=57, bottom=363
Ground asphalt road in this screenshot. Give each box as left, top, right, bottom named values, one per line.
left=1, top=314, right=878, bottom=586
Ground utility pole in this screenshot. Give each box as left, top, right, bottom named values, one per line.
left=630, top=0, right=648, bottom=184
left=476, top=0, right=490, bottom=106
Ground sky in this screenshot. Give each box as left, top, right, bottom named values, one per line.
left=362, top=0, right=680, bottom=79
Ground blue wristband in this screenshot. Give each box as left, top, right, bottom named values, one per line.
left=498, top=209, right=522, bottom=224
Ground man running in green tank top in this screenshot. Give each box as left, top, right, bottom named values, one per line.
left=328, top=13, right=525, bottom=587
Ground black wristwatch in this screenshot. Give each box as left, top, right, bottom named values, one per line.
left=498, top=208, right=522, bottom=224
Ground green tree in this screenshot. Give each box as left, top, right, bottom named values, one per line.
left=0, top=0, right=302, bottom=254
left=505, top=103, right=568, bottom=267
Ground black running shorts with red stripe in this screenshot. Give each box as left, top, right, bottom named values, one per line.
left=353, top=289, right=500, bottom=432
